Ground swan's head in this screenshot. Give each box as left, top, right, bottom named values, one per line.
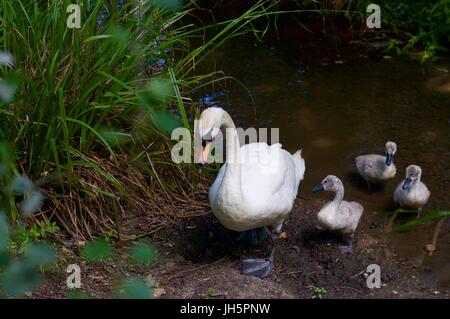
left=384, top=141, right=397, bottom=166
left=197, top=107, right=224, bottom=164
left=402, top=165, right=422, bottom=190
left=312, top=175, right=343, bottom=193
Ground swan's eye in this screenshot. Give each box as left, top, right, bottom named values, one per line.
left=202, top=138, right=213, bottom=147
left=324, top=181, right=327, bottom=184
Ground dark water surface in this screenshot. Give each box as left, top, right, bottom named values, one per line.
left=197, top=37, right=450, bottom=288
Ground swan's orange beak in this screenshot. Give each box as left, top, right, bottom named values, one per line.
left=200, top=141, right=212, bottom=164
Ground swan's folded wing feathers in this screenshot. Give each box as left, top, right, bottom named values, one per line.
left=356, top=154, right=386, bottom=179
left=334, top=201, right=363, bottom=233
left=239, top=143, right=295, bottom=203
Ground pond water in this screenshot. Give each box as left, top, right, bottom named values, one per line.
left=196, top=36, right=450, bottom=289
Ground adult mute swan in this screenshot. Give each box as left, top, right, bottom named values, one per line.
left=394, top=165, right=430, bottom=218
left=312, top=175, right=363, bottom=253
left=198, top=107, right=305, bottom=278
left=355, top=141, right=397, bottom=190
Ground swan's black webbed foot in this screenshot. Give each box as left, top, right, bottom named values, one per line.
left=339, top=233, right=355, bottom=254
left=241, top=243, right=277, bottom=278
left=240, top=256, right=274, bottom=279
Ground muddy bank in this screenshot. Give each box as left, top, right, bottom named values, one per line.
left=32, top=195, right=448, bottom=299
left=155, top=197, right=447, bottom=299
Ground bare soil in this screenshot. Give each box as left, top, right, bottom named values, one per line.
left=32, top=195, right=448, bottom=299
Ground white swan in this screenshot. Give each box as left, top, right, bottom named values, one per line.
left=394, top=165, right=430, bottom=218
left=312, top=175, right=363, bottom=252
left=355, top=141, right=397, bottom=189
left=198, top=107, right=305, bottom=278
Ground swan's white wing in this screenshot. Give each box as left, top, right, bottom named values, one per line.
left=334, top=201, right=363, bottom=234
left=239, top=143, right=298, bottom=214
left=208, top=142, right=303, bottom=231
left=356, top=154, right=392, bottom=180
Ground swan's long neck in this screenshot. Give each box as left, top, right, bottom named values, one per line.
left=332, top=186, right=344, bottom=205
left=219, top=111, right=242, bottom=200
left=416, top=174, right=421, bottom=184
left=410, top=175, right=421, bottom=190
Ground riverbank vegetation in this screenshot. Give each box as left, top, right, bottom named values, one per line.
left=0, top=0, right=282, bottom=240
left=0, top=0, right=283, bottom=296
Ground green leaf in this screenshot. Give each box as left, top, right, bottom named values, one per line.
left=81, top=240, right=112, bottom=263
left=116, top=278, right=153, bottom=299
left=99, top=129, right=130, bottom=146
left=110, top=27, right=132, bottom=47
left=67, top=290, right=91, bottom=299
left=0, top=162, right=9, bottom=178
left=0, top=251, right=9, bottom=268
left=153, top=111, right=180, bottom=136
left=23, top=242, right=56, bottom=267
left=148, top=78, right=173, bottom=104
left=139, top=78, right=173, bottom=108
left=129, top=241, right=159, bottom=266
left=150, top=0, right=183, bottom=11
left=0, top=212, right=10, bottom=251
left=84, top=34, right=112, bottom=44
left=0, top=80, right=16, bottom=102
left=1, top=261, right=42, bottom=296
left=0, top=51, right=14, bottom=67
left=20, top=190, right=45, bottom=216
left=10, top=174, right=34, bottom=194
left=394, top=211, right=450, bottom=233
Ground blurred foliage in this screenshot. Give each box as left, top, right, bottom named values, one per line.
left=0, top=157, right=56, bottom=297
left=0, top=51, right=16, bottom=103
left=81, top=239, right=112, bottom=263
left=116, top=278, right=153, bottom=299
left=0, top=56, right=56, bottom=297
left=129, top=241, right=159, bottom=266
left=150, top=0, right=184, bottom=11
left=74, top=238, right=159, bottom=299
left=67, top=289, right=91, bottom=299
left=23, top=242, right=56, bottom=267
left=0, top=0, right=187, bottom=214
